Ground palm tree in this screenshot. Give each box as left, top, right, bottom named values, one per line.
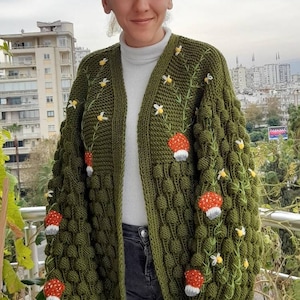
left=4, top=124, right=22, bottom=192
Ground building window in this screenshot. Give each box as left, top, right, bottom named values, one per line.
left=62, top=93, right=69, bottom=103
left=58, top=37, right=67, bottom=47
left=43, top=40, right=52, bottom=47
left=8, top=154, right=28, bottom=163
left=44, top=53, right=50, bottom=60
left=46, top=96, right=53, bottom=103
left=19, top=110, right=39, bottom=119
left=4, top=140, right=24, bottom=148
left=47, top=111, right=55, bottom=117
left=7, top=97, right=21, bottom=105
left=48, top=125, right=55, bottom=132
left=45, top=82, right=52, bottom=89
left=45, top=68, right=51, bottom=74
left=8, top=70, right=19, bottom=77
left=61, top=79, right=71, bottom=89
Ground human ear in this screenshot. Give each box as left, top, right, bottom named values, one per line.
left=102, top=0, right=112, bottom=14
left=167, top=0, right=173, bottom=9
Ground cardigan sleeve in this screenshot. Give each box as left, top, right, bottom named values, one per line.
left=43, top=58, right=103, bottom=299
left=184, top=49, right=263, bottom=299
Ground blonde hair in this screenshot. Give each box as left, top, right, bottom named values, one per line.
left=107, top=13, right=121, bottom=37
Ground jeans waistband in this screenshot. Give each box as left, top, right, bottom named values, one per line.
left=122, top=223, right=149, bottom=243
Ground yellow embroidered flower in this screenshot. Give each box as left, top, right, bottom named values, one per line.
left=243, top=259, right=249, bottom=269
left=44, top=190, right=53, bottom=198
left=235, top=226, right=246, bottom=237
left=175, top=45, right=182, bottom=56
left=235, top=139, right=245, bottom=150
left=67, top=100, right=78, bottom=109
left=100, top=78, right=110, bottom=88
left=162, top=75, right=172, bottom=84
left=97, top=112, right=108, bottom=121
left=210, top=253, right=223, bottom=266
left=248, top=168, right=256, bottom=177
left=154, top=104, right=163, bottom=115
left=204, top=73, right=213, bottom=84
left=217, top=168, right=227, bottom=180
left=99, top=58, right=108, bottom=66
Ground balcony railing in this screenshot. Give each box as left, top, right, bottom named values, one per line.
left=16, top=206, right=300, bottom=298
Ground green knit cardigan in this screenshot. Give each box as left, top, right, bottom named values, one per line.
left=44, top=34, right=263, bottom=300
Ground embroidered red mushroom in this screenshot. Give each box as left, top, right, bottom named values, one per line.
left=198, top=191, right=223, bottom=220
left=43, top=278, right=65, bottom=300
left=184, top=269, right=204, bottom=297
left=85, top=151, right=93, bottom=177
left=44, top=210, right=63, bottom=236
left=168, top=132, right=190, bottom=161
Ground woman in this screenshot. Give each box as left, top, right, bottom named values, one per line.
left=43, top=0, right=263, bottom=299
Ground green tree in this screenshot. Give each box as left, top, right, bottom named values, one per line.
left=267, top=116, right=281, bottom=126
left=288, top=104, right=300, bottom=156
left=266, top=96, right=282, bottom=122
left=0, top=42, right=11, bottom=56
left=244, top=103, right=264, bottom=128
left=21, top=138, right=57, bottom=206
left=252, top=138, right=300, bottom=283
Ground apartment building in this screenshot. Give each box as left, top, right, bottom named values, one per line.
left=0, top=20, right=76, bottom=186
left=74, top=46, right=91, bottom=71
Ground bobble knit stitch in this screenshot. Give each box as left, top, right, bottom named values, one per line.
left=44, top=34, right=263, bottom=299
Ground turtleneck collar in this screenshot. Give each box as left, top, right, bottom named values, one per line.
left=119, top=27, right=172, bottom=65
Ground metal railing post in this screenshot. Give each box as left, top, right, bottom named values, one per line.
left=24, top=222, right=40, bottom=296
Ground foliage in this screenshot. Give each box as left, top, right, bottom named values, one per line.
left=288, top=104, right=300, bottom=155
left=266, top=97, right=282, bottom=121
left=249, top=130, right=266, bottom=142
left=244, top=102, right=264, bottom=128
left=21, top=138, right=57, bottom=206
left=252, top=129, right=300, bottom=298
left=0, top=42, right=11, bottom=56
left=267, top=116, right=281, bottom=126
left=0, top=128, right=35, bottom=299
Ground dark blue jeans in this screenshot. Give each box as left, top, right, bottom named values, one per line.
left=123, top=223, right=163, bottom=300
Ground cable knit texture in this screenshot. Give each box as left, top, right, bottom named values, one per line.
left=44, top=34, right=263, bottom=300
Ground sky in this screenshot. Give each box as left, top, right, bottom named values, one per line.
left=0, top=0, right=300, bottom=71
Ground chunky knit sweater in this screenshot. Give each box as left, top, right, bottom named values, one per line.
left=44, top=33, right=263, bottom=300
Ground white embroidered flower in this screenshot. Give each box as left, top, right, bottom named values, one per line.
left=244, top=259, right=249, bottom=269
left=67, top=100, right=78, bottom=109
left=235, top=139, right=245, bottom=150
left=248, top=168, right=256, bottom=178
left=154, top=104, right=163, bottom=115
left=100, top=78, right=110, bottom=88
left=217, top=168, right=227, bottom=180
left=210, top=253, right=223, bottom=266
left=175, top=45, right=182, bottom=56
left=204, top=73, right=213, bottom=84
left=162, top=74, right=172, bottom=84
left=45, top=190, right=53, bottom=198
left=235, top=226, right=246, bottom=237
left=97, top=112, right=108, bottom=121
left=99, top=58, right=108, bottom=66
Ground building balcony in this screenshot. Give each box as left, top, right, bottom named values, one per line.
left=0, top=61, right=37, bottom=68
left=0, top=103, right=39, bottom=112
left=0, top=73, right=37, bottom=80
left=0, top=118, right=40, bottom=127
left=0, top=90, right=38, bottom=97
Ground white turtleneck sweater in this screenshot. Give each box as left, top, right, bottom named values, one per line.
left=120, top=28, right=172, bottom=226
